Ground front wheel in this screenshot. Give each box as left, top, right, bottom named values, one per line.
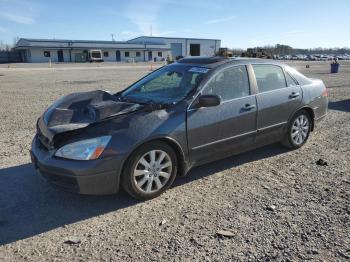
left=282, top=110, right=311, bottom=149
left=121, top=141, right=177, bottom=200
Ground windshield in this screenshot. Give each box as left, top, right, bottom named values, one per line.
left=120, top=64, right=209, bottom=104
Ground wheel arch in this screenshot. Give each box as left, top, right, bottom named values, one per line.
left=120, top=136, right=188, bottom=181
left=157, top=137, right=187, bottom=176
left=299, top=106, right=315, bottom=131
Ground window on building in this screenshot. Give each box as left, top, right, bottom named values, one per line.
left=203, top=66, right=250, bottom=101
left=125, top=51, right=130, bottom=57
left=44, top=51, right=50, bottom=57
left=103, top=51, right=109, bottom=57
left=252, top=65, right=287, bottom=93
left=136, top=51, right=141, bottom=57
left=158, top=52, right=162, bottom=57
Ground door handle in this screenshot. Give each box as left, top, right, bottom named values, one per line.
left=289, top=92, right=300, bottom=98
left=243, top=104, right=256, bottom=111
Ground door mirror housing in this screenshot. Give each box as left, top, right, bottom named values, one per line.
left=195, top=94, right=221, bottom=108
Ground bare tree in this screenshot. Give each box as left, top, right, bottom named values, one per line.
left=0, top=41, right=6, bottom=51
left=13, top=36, right=20, bottom=47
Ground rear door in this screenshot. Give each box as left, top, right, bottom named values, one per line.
left=187, top=65, right=257, bottom=163
left=252, top=64, right=302, bottom=142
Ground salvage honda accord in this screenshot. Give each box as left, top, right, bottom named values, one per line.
left=30, top=57, right=328, bottom=200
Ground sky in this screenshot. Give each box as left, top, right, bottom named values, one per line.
left=0, top=0, right=350, bottom=49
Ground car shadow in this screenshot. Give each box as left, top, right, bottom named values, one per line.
left=328, top=99, right=350, bottom=112
left=0, top=163, right=142, bottom=246
left=0, top=143, right=287, bottom=246
left=174, top=143, right=288, bottom=186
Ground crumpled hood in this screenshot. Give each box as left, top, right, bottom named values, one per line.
left=37, top=90, right=142, bottom=142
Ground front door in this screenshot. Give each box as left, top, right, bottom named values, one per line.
left=57, top=50, right=64, bottom=62
left=252, top=64, right=302, bottom=143
left=187, top=65, right=257, bottom=163
left=116, top=50, right=121, bottom=61
left=148, top=51, right=152, bottom=61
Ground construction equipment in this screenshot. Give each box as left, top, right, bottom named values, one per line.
left=217, top=48, right=233, bottom=58
left=242, top=48, right=272, bottom=59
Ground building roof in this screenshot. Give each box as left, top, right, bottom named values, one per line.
left=17, top=38, right=131, bottom=44
left=127, top=36, right=221, bottom=42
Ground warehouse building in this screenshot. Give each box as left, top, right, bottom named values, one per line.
left=14, top=36, right=221, bottom=63
left=127, top=36, right=221, bottom=59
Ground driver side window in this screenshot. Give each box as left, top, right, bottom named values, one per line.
left=203, top=65, right=250, bottom=101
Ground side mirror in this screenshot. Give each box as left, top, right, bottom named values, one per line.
left=195, top=94, right=221, bottom=108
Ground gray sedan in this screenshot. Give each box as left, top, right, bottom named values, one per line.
left=30, top=57, right=328, bottom=200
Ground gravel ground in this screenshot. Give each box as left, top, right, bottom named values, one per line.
left=0, top=61, right=349, bottom=261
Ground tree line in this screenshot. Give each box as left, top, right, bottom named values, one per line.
left=230, top=44, right=350, bottom=55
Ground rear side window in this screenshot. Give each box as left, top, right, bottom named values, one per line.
left=285, top=66, right=312, bottom=85
left=253, top=65, right=286, bottom=92
left=286, top=72, right=298, bottom=86
left=203, top=65, right=250, bottom=101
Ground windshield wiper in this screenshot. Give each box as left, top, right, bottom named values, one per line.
left=119, top=94, right=171, bottom=109
left=118, top=95, right=140, bottom=104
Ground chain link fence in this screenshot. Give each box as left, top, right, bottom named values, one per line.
left=0, top=51, right=22, bottom=63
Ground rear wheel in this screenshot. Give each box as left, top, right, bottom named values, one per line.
left=282, top=110, right=311, bottom=149
left=121, top=141, right=177, bottom=200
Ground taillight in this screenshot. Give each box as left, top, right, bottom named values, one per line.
left=322, top=88, right=328, bottom=97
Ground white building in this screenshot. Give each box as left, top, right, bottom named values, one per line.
left=14, top=36, right=221, bottom=63
left=128, top=36, right=221, bottom=58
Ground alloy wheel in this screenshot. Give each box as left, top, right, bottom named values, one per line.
left=291, top=114, right=310, bottom=145
left=133, top=150, right=172, bottom=193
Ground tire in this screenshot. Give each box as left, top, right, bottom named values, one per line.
left=121, top=141, right=178, bottom=200
left=282, top=110, right=312, bottom=149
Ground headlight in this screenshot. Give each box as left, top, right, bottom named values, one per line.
left=55, top=136, right=111, bottom=160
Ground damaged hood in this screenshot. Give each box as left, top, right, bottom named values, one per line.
left=37, top=90, right=142, bottom=141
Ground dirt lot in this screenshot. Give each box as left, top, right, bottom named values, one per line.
left=0, top=61, right=349, bottom=261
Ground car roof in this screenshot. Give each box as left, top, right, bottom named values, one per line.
left=177, top=56, right=284, bottom=68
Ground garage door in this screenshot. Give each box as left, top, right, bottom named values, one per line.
left=190, top=44, right=200, bottom=56
left=171, top=43, right=182, bottom=58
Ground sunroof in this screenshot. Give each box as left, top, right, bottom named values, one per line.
left=177, top=56, right=227, bottom=64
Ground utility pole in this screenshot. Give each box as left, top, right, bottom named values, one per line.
left=111, top=34, right=115, bottom=41
left=150, top=25, right=152, bottom=37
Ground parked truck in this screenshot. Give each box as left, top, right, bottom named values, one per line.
left=88, top=50, right=104, bottom=62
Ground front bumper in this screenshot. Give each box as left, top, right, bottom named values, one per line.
left=30, top=135, right=123, bottom=195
